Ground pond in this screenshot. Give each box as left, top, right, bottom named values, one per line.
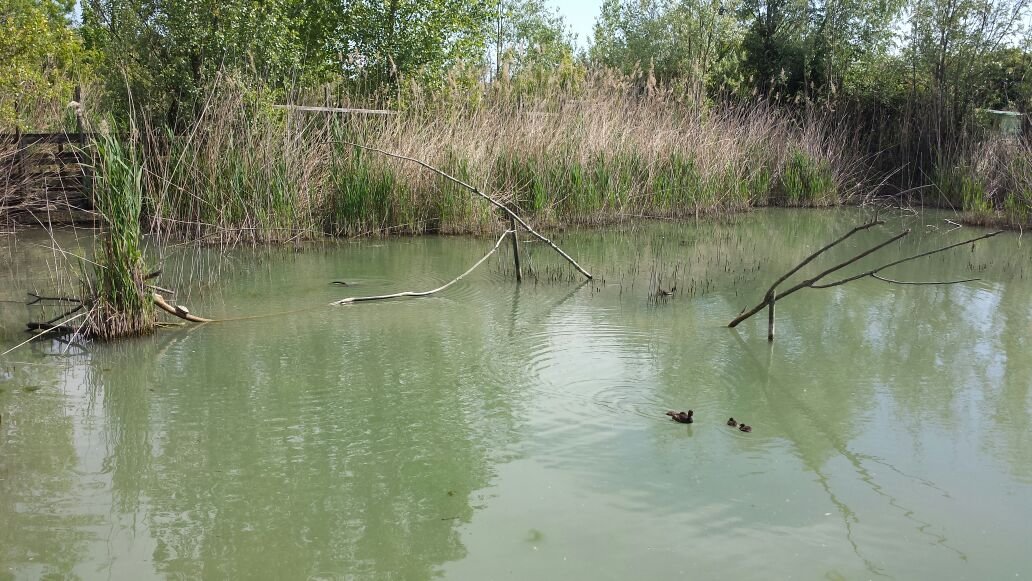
left=1, top=208, right=1030, bottom=580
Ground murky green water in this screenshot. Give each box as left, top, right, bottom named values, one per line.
left=1, top=208, right=1030, bottom=580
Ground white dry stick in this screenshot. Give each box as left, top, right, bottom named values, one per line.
left=332, top=230, right=512, bottom=305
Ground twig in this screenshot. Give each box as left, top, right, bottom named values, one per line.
left=762, top=218, right=884, bottom=299
left=869, top=274, right=979, bottom=285
left=146, top=284, right=176, bottom=296
left=339, top=142, right=593, bottom=280
left=42, top=304, right=84, bottom=325
left=730, top=224, right=904, bottom=327
left=809, top=230, right=1002, bottom=289
left=332, top=230, right=511, bottom=305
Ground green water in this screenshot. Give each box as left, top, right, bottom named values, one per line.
left=1, top=209, right=1030, bottom=580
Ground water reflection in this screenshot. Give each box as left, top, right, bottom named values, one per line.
left=2, top=209, right=1031, bottom=579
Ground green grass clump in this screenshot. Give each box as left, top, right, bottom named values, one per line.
left=325, top=148, right=399, bottom=236
left=776, top=149, right=838, bottom=206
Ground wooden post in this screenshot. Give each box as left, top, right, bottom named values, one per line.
left=74, top=85, right=83, bottom=141
left=509, top=215, right=522, bottom=282
left=13, top=100, right=21, bottom=183
left=767, top=290, right=776, bottom=342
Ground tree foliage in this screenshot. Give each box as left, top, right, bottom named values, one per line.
left=0, top=0, right=84, bottom=125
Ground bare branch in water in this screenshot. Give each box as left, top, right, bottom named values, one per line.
left=729, top=224, right=1004, bottom=336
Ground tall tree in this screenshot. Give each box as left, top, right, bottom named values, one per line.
left=489, top=0, right=576, bottom=83
left=591, top=0, right=742, bottom=92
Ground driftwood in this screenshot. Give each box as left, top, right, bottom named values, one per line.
left=730, top=221, right=1004, bottom=339
left=339, top=142, right=593, bottom=280
left=151, top=292, right=213, bottom=322
left=332, top=230, right=511, bottom=305
left=509, top=216, right=523, bottom=282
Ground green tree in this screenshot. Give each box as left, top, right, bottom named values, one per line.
left=0, top=0, right=84, bottom=126
left=591, top=0, right=742, bottom=94
left=345, top=0, right=495, bottom=90
left=83, top=0, right=318, bottom=125
left=490, top=0, right=576, bottom=82
left=903, top=0, right=1030, bottom=129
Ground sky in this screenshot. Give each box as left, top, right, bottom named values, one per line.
left=545, top=0, right=605, bottom=48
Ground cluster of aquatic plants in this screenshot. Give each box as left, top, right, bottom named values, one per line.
left=85, top=125, right=155, bottom=339
left=776, top=148, right=838, bottom=206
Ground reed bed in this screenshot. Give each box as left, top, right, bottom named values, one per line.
left=122, top=74, right=867, bottom=243
left=934, top=137, right=1032, bottom=228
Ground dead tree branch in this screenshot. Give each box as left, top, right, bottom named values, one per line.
left=807, top=230, right=1002, bottom=289
left=27, top=292, right=82, bottom=305
left=339, top=142, right=592, bottom=280
left=730, top=226, right=909, bottom=327
left=332, top=230, right=511, bottom=305
left=729, top=225, right=1004, bottom=334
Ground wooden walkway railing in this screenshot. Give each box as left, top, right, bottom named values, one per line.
left=1, top=131, right=93, bottom=223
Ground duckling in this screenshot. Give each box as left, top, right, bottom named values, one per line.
left=666, top=410, right=694, bottom=424
left=738, top=424, right=752, bottom=433
left=727, top=417, right=738, bottom=427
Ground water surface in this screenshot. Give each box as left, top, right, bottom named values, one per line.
left=1, top=209, right=1030, bottom=580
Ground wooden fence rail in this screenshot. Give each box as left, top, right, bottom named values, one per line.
left=1, top=131, right=93, bottom=223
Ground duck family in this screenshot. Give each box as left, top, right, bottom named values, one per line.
left=664, top=412, right=753, bottom=433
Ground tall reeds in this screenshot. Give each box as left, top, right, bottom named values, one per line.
left=127, top=72, right=865, bottom=242
left=85, top=124, right=155, bottom=339
left=934, top=137, right=1032, bottom=227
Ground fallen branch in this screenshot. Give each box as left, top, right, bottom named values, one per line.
left=730, top=224, right=1004, bottom=337
left=3, top=312, right=89, bottom=356
left=807, top=230, right=1002, bottom=289
left=332, top=230, right=511, bottom=305
left=27, top=292, right=82, bottom=305
left=730, top=225, right=908, bottom=327
left=152, top=292, right=213, bottom=322
left=42, top=304, right=84, bottom=325
left=339, top=142, right=592, bottom=280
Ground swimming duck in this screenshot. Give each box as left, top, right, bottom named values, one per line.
left=666, top=410, right=693, bottom=424
left=657, top=285, right=677, bottom=297
left=727, top=417, right=738, bottom=427
left=738, top=424, right=752, bottom=433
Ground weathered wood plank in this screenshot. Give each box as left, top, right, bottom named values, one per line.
left=272, top=105, right=397, bottom=115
